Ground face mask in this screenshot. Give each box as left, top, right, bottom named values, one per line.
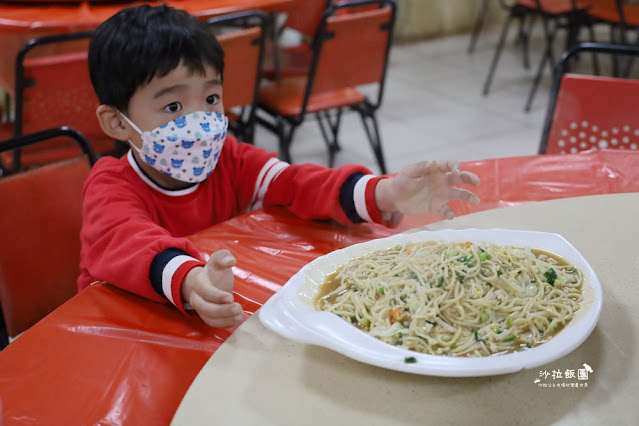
left=121, top=111, right=228, bottom=183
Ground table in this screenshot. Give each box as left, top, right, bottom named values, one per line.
left=0, top=0, right=297, bottom=97
left=172, top=192, right=639, bottom=426
left=0, top=150, right=638, bottom=424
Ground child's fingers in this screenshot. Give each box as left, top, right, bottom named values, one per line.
left=195, top=282, right=234, bottom=304
left=446, top=188, right=481, bottom=205
left=439, top=204, right=455, bottom=220
left=200, top=313, right=244, bottom=329
left=208, top=249, right=237, bottom=269
left=448, top=170, right=480, bottom=187
left=190, top=293, right=243, bottom=324
left=435, top=159, right=461, bottom=173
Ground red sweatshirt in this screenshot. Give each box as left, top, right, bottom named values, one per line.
left=79, top=136, right=388, bottom=311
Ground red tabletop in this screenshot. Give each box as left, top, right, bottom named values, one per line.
left=0, top=0, right=297, bottom=97
left=1, top=149, right=638, bottom=425
left=0, top=0, right=296, bottom=31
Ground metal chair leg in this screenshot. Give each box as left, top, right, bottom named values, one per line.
left=587, top=24, right=600, bottom=76
left=316, top=109, right=343, bottom=168
left=520, top=13, right=536, bottom=70
left=483, top=10, right=515, bottom=96
left=355, top=105, right=387, bottom=175
left=524, top=17, right=558, bottom=112
left=275, top=116, right=295, bottom=163
left=468, top=0, right=491, bottom=54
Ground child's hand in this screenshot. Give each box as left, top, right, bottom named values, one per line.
left=375, top=160, right=480, bottom=223
left=181, top=250, right=245, bottom=328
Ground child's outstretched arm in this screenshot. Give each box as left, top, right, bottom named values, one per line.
left=374, top=160, right=481, bottom=226
left=181, top=250, right=245, bottom=328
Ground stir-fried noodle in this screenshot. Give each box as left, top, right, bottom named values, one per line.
left=315, top=241, right=584, bottom=357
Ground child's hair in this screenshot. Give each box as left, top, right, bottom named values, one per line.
left=88, top=4, right=225, bottom=112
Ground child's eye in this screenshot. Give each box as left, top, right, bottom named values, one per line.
left=164, top=102, right=182, bottom=113
left=206, top=94, right=220, bottom=105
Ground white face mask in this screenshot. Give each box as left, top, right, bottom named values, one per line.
left=120, top=110, right=228, bottom=183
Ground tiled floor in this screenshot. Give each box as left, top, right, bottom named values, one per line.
left=253, top=24, right=558, bottom=175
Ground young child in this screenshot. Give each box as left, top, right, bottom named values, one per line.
left=80, top=4, right=480, bottom=329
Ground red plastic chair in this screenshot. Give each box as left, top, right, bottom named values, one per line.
left=0, top=126, right=96, bottom=348
left=586, top=1, right=639, bottom=43
left=207, top=11, right=267, bottom=144
left=4, top=30, right=117, bottom=172
left=257, top=0, right=396, bottom=174
left=540, top=42, right=639, bottom=154
left=261, top=0, right=330, bottom=80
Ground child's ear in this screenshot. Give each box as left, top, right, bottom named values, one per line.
left=96, top=105, right=133, bottom=141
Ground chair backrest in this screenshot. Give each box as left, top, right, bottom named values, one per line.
left=207, top=11, right=266, bottom=143
left=285, top=0, right=332, bottom=37
left=303, top=0, right=396, bottom=112
left=0, top=127, right=95, bottom=343
left=540, top=42, right=639, bottom=154
left=10, top=31, right=113, bottom=171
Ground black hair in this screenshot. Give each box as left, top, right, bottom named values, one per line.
left=88, top=4, right=225, bottom=111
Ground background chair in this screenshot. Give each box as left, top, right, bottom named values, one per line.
left=483, top=0, right=597, bottom=112
left=0, top=126, right=96, bottom=349
left=257, top=0, right=396, bottom=174
left=207, top=11, right=267, bottom=144
left=4, top=30, right=119, bottom=173
left=261, top=0, right=331, bottom=80
left=584, top=1, right=639, bottom=75
left=539, top=42, right=639, bottom=154
left=468, top=0, right=537, bottom=58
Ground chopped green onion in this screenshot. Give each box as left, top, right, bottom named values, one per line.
left=437, top=277, right=444, bottom=288
left=408, top=271, right=419, bottom=280
left=495, top=328, right=503, bottom=334
left=474, top=329, right=485, bottom=343
left=504, top=334, right=517, bottom=342
left=394, top=245, right=402, bottom=251
left=390, top=261, right=398, bottom=270
left=544, top=268, right=558, bottom=286
left=465, top=262, right=474, bottom=268
left=480, top=312, right=490, bottom=323
left=378, top=287, right=385, bottom=295
left=426, top=320, right=437, bottom=326
left=395, top=340, right=403, bottom=345
left=531, top=279, right=537, bottom=283
left=497, top=269, right=503, bottom=276
left=404, top=356, right=417, bottom=364
left=479, top=252, right=492, bottom=261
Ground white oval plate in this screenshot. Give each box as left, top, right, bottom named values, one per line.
left=259, top=229, right=603, bottom=377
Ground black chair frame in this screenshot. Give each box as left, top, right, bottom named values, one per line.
left=538, top=41, right=639, bottom=154
left=12, top=30, right=95, bottom=172
left=0, top=126, right=98, bottom=177
left=483, top=0, right=598, bottom=112
left=256, top=0, right=396, bottom=174
left=206, top=10, right=268, bottom=144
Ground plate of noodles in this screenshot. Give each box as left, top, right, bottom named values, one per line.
left=259, top=229, right=602, bottom=377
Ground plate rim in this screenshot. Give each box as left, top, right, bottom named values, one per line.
left=259, top=228, right=603, bottom=377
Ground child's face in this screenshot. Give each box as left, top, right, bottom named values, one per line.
left=124, top=62, right=224, bottom=149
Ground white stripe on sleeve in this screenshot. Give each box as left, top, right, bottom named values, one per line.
left=353, top=174, right=375, bottom=223
left=250, top=160, right=289, bottom=211
left=162, top=255, right=199, bottom=306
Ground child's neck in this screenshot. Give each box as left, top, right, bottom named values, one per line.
left=130, top=149, right=196, bottom=190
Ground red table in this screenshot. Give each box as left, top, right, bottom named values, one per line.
left=1, top=150, right=638, bottom=425
left=0, top=0, right=297, bottom=97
